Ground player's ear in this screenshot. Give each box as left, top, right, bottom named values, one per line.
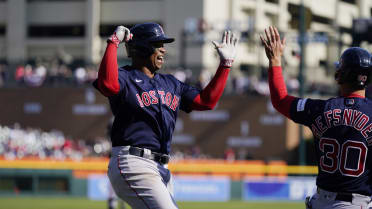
left=335, top=71, right=340, bottom=83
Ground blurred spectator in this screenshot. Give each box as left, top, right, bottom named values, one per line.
left=0, top=124, right=111, bottom=160
left=56, top=46, right=73, bottom=65
left=287, top=75, right=299, bottom=93
left=237, top=148, right=254, bottom=160
left=74, top=67, right=87, bottom=85
left=232, top=75, right=249, bottom=94
left=6, top=61, right=98, bottom=87
left=0, top=61, right=337, bottom=99
left=253, top=78, right=270, bottom=96
left=35, top=63, right=47, bottom=80
left=23, top=64, right=46, bottom=87
left=173, top=67, right=187, bottom=82
left=46, top=59, right=60, bottom=85
left=198, top=18, right=211, bottom=34
left=170, top=147, right=211, bottom=161
left=171, top=149, right=185, bottom=161
left=197, top=68, right=213, bottom=89
left=307, top=81, right=337, bottom=95
left=86, top=65, right=98, bottom=83
left=58, top=64, right=73, bottom=83
left=191, top=145, right=201, bottom=158
left=224, top=147, right=235, bottom=162
left=15, top=65, right=25, bottom=84
left=0, top=64, right=7, bottom=87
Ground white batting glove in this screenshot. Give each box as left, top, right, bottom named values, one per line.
left=212, top=30, right=239, bottom=68
left=108, top=25, right=132, bottom=47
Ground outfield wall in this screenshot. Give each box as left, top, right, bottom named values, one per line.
left=87, top=174, right=316, bottom=202
left=0, top=168, right=316, bottom=202
left=0, top=88, right=290, bottom=160
left=0, top=159, right=317, bottom=201
left=0, top=169, right=86, bottom=196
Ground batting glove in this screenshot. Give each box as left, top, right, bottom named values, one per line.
left=212, top=30, right=239, bottom=68
left=108, top=25, right=132, bottom=47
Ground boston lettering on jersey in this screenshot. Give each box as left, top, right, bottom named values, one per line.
left=135, top=90, right=180, bottom=111
left=311, top=108, right=372, bottom=139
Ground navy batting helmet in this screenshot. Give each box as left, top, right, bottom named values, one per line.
left=126, top=22, right=174, bottom=57
left=335, top=47, right=372, bottom=88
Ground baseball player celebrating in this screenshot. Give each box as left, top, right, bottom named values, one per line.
left=93, top=23, right=238, bottom=209
left=260, top=26, right=372, bottom=209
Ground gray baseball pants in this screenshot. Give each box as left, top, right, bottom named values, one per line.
left=306, top=187, right=371, bottom=209
left=108, top=146, right=178, bottom=209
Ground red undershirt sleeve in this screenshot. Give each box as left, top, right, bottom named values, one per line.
left=269, top=66, right=296, bottom=118
left=191, top=65, right=230, bottom=111
left=97, top=42, right=120, bottom=97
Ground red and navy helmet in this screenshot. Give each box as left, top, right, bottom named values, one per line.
left=126, top=22, right=174, bottom=57
left=335, top=47, right=372, bottom=88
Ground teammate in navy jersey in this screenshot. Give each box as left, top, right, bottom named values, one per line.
left=260, top=26, right=372, bottom=209
left=93, top=23, right=238, bottom=209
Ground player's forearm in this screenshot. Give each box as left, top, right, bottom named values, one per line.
left=191, top=64, right=230, bottom=110
left=269, top=58, right=281, bottom=67
left=269, top=65, right=295, bottom=118
left=97, top=42, right=120, bottom=96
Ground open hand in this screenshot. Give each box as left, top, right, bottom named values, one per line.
left=260, top=26, right=285, bottom=66
left=212, top=30, right=239, bottom=68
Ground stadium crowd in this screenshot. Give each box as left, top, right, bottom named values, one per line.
left=0, top=123, right=256, bottom=161
left=0, top=123, right=111, bottom=160
left=0, top=123, right=223, bottom=161
left=0, top=60, right=337, bottom=96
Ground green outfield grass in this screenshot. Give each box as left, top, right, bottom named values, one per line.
left=0, top=197, right=305, bottom=209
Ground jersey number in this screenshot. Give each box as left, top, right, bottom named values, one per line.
left=319, top=138, right=367, bottom=177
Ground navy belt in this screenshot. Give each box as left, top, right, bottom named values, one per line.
left=335, top=193, right=353, bottom=202
left=317, top=187, right=353, bottom=202
left=129, top=147, right=170, bottom=165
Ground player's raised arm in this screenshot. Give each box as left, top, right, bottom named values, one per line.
left=191, top=30, right=239, bottom=110
left=260, top=26, right=296, bottom=118
left=95, top=26, right=132, bottom=97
